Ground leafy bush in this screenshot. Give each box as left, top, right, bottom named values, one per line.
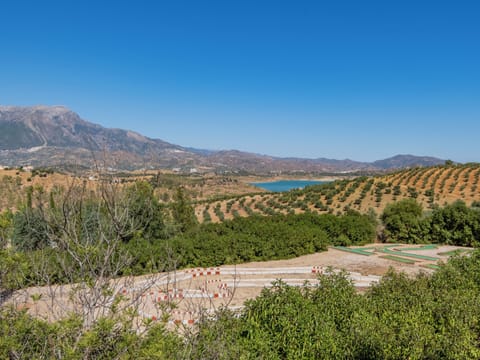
left=188, top=251, right=480, bottom=359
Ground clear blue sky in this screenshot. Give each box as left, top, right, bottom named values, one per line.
left=1, top=0, right=479, bottom=162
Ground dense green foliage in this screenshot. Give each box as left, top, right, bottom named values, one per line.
left=381, top=199, right=480, bottom=246
left=12, top=208, right=50, bottom=251
left=124, top=181, right=167, bottom=240
left=1, top=211, right=376, bottom=289
left=171, top=187, right=199, bottom=234
left=188, top=252, right=480, bottom=359
left=0, top=210, right=13, bottom=249
left=165, top=211, right=375, bottom=267
left=428, top=201, right=480, bottom=246
left=381, top=199, right=425, bottom=243
left=0, top=309, right=182, bottom=359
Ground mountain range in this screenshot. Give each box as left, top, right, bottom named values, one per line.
left=0, top=105, right=446, bottom=173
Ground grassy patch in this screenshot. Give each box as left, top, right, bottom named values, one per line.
left=379, top=247, right=439, bottom=261
left=398, top=244, right=439, bottom=251
left=438, top=249, right=472, bottom=256
left=332, top=246, right=375, bottom=256
left=380, top=255, right=416, bottom=264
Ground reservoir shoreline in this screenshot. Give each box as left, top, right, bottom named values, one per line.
left=250, top=179, right=330, bottom=192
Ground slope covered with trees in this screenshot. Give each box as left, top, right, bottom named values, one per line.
left=196, top=163, right=480, bottom=223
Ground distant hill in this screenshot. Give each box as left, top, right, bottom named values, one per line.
left=0, top=105, right=446, bottom=173
left=372, top=154, right=446, bottom=169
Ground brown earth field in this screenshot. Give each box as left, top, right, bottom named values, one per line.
left=9, top=244, right=471, bottom=328
left=0, top=168, right=268, bottom=211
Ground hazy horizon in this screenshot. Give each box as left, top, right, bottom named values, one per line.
left=1, top=1, right=479, bottom=163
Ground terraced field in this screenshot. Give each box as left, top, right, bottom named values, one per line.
left=195, top=164, right=480, bottom=222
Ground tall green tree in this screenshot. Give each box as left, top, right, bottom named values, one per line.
left=381, top=199, right=425, bottom=243
left=0, top=210, right=13, bottom=249
left=171, top=187, right=198, bottom=234
left=124, top=181, right=166, bottom=240
left=428, top=200, right=480, bottom=246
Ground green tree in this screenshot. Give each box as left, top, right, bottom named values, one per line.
left=428, top=200, right=480, bottom=246
left=171, top=187, right=198, bottom=234
left=12, top=208, right=49, bottom=251
left=381, top=199, right=425, bottom=243
left=0, top=250, right=30, bottom=300
left=0, top=210, right=13, bottom=249
left=125, top=181, right=166, bottom=240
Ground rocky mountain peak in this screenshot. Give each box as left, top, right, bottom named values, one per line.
left=0, top=105, right=447, bottom=172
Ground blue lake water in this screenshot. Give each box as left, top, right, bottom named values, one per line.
left=251, top=180, right=327, bottom=192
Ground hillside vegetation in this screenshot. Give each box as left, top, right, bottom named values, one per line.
left=0, top=168, right=263, bottom=212
left=1, top=163, right=480, bottom=358
left=196, top=163, right=480, bottom=223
